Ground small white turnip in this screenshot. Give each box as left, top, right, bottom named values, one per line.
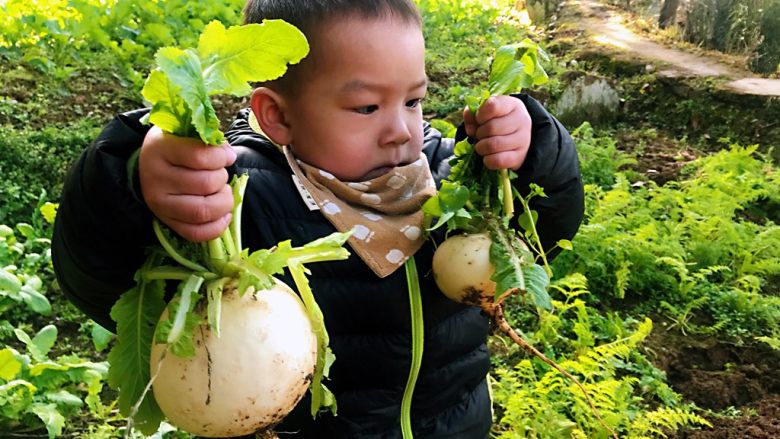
left=432, top=232, right=496, bottom=308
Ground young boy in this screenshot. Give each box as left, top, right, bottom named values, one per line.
left=52, top=0, right=584, bottom=437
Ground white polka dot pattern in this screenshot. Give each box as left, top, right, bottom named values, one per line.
left=360, top=193, right=382, bottom=205
left=282, top=145, right=436, bottom=277
left=385, top=249, right=405, bottom=264
left=323, top=201, right=341, bottom=215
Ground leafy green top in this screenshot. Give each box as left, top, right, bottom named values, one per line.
left=423, top=40, right=567, bottom=310
left=141, top=20, right=309, bottom=145
left=108, top=19, right=348, bottom=435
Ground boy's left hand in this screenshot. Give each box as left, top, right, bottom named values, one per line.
left=463, top=95, right=531, bottom=170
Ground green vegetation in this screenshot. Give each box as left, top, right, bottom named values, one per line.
left=1, top=0, right=778, bottom=437
left=0, top=123, right=100, bottom=224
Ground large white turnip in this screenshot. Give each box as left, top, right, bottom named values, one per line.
left=150, top=281, right=316, bottom=437
left=106, top=20, right=352, bottom=438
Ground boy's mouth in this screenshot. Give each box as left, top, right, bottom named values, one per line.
left=362, top=165, right=394, bottom=180
left=361, top=158, right=415, bottom=181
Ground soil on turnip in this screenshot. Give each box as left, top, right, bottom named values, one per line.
left=644, top=327, right=780, bottom=438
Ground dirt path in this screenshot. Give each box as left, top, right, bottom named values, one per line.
left=573, top=0, right=780, bottom=97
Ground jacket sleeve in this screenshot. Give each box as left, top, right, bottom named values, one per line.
left=52, top=109, right=156, bottom=331
left=425, top=94, right=584, bottom=259
left=513, top=94, right=584, bottom=258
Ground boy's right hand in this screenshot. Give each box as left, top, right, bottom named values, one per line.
left=139, top=126, right=237, bottom=242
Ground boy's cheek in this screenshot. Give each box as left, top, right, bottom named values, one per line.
left=412, top=127, right=425, bottom=152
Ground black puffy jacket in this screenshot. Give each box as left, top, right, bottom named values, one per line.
left=52, top=94, right=583, bottom=438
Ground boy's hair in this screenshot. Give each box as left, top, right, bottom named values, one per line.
left=243, top=0, right=423, bottom=95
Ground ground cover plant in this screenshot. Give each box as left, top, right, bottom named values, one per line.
left=1, top=0, right=778, bottom=437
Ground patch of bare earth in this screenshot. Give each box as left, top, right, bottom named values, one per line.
left=616, top=130, right=699, bottom=185
left=645, top=328, right=780, bottom=438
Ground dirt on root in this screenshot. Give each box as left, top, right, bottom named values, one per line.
left=645, top=327, right=780, bottom=438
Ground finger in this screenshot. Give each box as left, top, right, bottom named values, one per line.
left=474, top=96, right=516, bottom=125
left=157, top=185, right=235, bottom=225
left=473, top=134, right=523, bottom=157
left=482, top=149, right=529, bottom=171
left=163, top=213, right=233, bottom=243
left=159, top=135, right=237, bottom=171
left=474, top=115, right=522, bottom=141
left=161, top=167, right=231, bottom=197
left=463, top=105, right=477, bottom=138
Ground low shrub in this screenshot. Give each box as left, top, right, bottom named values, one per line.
left=0, top=121, right=100, bottom=224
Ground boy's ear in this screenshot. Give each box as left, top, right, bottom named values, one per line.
left=250, top=87, right=292, bottom=146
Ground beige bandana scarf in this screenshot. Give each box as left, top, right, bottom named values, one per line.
left=282, top=145, right=436, bottom=278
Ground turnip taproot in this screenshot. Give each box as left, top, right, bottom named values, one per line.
left=106, top=20, right=351, bottom=438
left=150, top=282, right=316, bottom=437
left=424, top=42, right=617, bottom=439
left=432, top=232, right=500, bottom=308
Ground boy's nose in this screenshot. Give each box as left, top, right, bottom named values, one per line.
left=381, top=110, right=412, bottom=146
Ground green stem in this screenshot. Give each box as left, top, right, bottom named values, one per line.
left=517, top=193, right=551, bottom=278
left=288, top=262, right=334, bottom=416
left=288, top=249, right=351, bottom=266
left=487, top=217, right=526, bottom=293
left=401, top=256, right=424, bottom=439
left=166, top=274, right=204, bottom=344
left=222, top=227, right=237, bottom=259
left=483, top=179, right=492, bottom=210
left=500, top=169, right=514, bottom=219
left=230, top=174, right=249, bottom=253
left=142, top=266, right=216, bottom=282
left=208, top=237, right=226, bottom=270
left=206, top=278, right=228, bottom=338
left=153, top=220, right=209, bottom=273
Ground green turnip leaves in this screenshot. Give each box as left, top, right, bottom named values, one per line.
left=107, top=255, right=167, bottom=435
left=142, top=20, right=308, bottom=145
left=109, top=19, right=349, bottom=435
left=423, top=41, right=555, bottom=310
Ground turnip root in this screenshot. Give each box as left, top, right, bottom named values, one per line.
left=432, top=232, right=499, bottom=308
left=424, top=41, right=619, bottom=439
left=106, top=20, right=352, bottom=438
left=431, top=230, right=618, bottom=439
left=150, top=281, right=316, bottom=437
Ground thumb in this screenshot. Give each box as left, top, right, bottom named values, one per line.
left=463, top=105, right=477, bottom=138
left=222, top=144, right=237, bottom=167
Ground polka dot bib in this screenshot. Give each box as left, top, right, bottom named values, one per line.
left=282, top=145, right=436, bottom=278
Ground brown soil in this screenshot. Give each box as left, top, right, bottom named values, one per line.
left=681, top=396, right=780, bottom=439
left=0, top=65, right=249, bottom=130
left=616, top=129, right=700, bottom=185
left=645, top=327, right=780, bottom=438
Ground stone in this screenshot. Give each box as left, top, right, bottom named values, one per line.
left=552, top=75, right=621, bottom=127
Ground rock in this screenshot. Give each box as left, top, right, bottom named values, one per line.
left=552, top=75, right=621, bottom=127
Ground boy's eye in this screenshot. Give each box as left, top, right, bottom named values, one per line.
left=406, top=98, right=423, bottom=108
left=355, top=105, right=379, bottom=115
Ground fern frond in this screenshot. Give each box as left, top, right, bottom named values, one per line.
left=628, top=406, right=711, bottom=438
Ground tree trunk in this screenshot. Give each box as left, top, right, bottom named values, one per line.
left=659, top=0, right=681, bottom=29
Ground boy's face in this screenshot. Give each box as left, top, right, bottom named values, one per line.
left=282, top=16, right=427, bottom=182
